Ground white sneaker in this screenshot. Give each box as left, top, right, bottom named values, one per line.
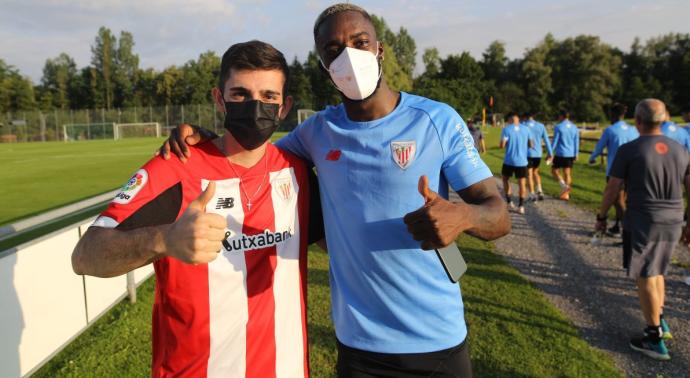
left=508, top=202, right=516, bottom=210
left=518, top=206, right=525, bottom=214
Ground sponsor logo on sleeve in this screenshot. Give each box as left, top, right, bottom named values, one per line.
left=113, top=169, right=148, bottom=204
left=457, top=124, right=480, bottom=168
left=391, top=141, right=416, bottom=170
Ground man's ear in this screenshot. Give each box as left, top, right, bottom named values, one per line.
left=377, top=41, right=385, bottom=61
left=212, top=87, right=225, bottom=113
left=279, top=95, right=294, bottom=120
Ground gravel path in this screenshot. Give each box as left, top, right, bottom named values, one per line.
left=476, top=179, right=690, bottom=377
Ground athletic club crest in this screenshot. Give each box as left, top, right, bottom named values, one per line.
left=391, top=141, right=416, bottom=170
left=274, top=178, right=293, bottom=201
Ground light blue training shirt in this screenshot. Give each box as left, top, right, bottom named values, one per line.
left=500, top=123, right=531, bottom=166
left=275, top=92, right=492, bottom=353
left=590, top=120, right=639, bottom=175
left=661, top=121, right=690, bottom=151
left=552, top=120, right=580, bottom=157
left=524, top=119, right=553, bottom=158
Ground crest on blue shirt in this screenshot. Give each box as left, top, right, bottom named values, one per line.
left=391, top=141, right=416, bottom=170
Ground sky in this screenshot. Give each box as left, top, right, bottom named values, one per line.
left=1, top=0, right=688, bottom=83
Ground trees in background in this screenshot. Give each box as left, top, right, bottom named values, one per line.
left=2, top=22, right=689, bottom=123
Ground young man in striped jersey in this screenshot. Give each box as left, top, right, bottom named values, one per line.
left=72, top=40, right=322, bottom=377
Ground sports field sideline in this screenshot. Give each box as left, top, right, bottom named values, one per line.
left=0, top=129, right=626, bottom=376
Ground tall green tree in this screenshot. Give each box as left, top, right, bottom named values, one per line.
left=91, top=27, right=117, bottom=109
left=547, top=35, right=621, bottom=121
left=41, top=53, right=77, bottom=109
left=520, top=35, right=554, bottom=117
left=0, top=59, right=36, bottom=113
left=114, top=31, right=139, bottom=107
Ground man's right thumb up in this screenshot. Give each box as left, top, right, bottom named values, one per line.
left=189, top=181, right=216, bottom=211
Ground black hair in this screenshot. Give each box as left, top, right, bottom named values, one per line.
left=218, top=40, right=289, bottom=97
left=610, top=103, right=627, bottom=120
left=313, top=3, right=373, bottom=41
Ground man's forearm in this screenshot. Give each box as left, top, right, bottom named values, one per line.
left=72, top=225, right=167, bottom=278
left=462, top=196, right=511, bottom=241
left=598, top=182, right=620, bottom=218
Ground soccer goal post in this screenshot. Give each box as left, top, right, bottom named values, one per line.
left=114, top=122, right=162, bottom=140
left=62, top=123, right=115, bottom=141
left=297, top=109, right=316, bottom=124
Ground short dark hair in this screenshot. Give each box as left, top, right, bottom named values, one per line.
left=522, top=111, right=532, bottom=118
left=505, top=112, right=518, bottom=121
left=218, top=40, right=289, bottom=97
left=559, top=109, right=570, bottom=118
left=313, top=3, right=373, bottom=41
left=610, top=103, right=627, bottom=119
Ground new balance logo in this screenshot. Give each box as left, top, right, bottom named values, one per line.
left=215, top=197, right=235, bottom=209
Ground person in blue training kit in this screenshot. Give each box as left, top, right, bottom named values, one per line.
left=500, top=112, right=532, bottom=214
left=551, top=109, right=580, bottom=201
left=523, top=112, right=553, bottom=202
left=589, top=103, right=639, bottom=237
left=661, top=111, right=690, bottom=151
left=160, top=3, right=511, bottom=376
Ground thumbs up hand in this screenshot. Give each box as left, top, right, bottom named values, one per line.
left=163, top=181, right=228, bottom=264
left=403, top=175, right=468, bottom=250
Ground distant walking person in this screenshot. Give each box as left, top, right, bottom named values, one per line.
left=589, top=103, right=639, bottom=237
left=661, top=111, right=690, bottom=151
left=500, top=112, right=532, bottom=214
left=551, top=110, right=579, bottom=200
left=596, top=99, right=690, bottom=361
left=467, top=118, right=486, bottom=154
left=524, top=112, right=553, bottom=201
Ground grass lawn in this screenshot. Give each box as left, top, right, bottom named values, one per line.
left=33, top=238, right=620, bottom=377
left=480, top=125, right=609, bottom=213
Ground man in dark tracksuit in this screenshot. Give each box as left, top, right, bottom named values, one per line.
left=596, top=99, right=690, bottom=361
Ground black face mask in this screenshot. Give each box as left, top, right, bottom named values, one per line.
left=223, top=100, right=280, bottom=150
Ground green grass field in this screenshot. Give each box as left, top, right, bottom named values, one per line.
left=5, top=134, right=620, bottom=377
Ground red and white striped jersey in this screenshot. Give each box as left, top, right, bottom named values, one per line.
left=92, top=141, right=313, bottom=377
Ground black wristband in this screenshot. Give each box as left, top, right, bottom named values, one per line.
left=596, top=214, right=607, bottom=221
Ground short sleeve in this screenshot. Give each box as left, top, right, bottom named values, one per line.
left=92, top=157, right=183, bottom=230
left=609, top=144, right=629, bottom=179
left=274, top=118, right=315, bottom=162
left=439, top=111, right=493, bottom=191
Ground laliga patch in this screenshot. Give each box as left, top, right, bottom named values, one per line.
left=391, top=141, right=416, bottom=170
left=113, top=169, right=148, bottom=204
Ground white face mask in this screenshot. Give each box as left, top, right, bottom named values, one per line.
left=321, top=43, right=382, bottom=101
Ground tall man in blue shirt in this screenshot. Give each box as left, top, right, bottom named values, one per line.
left=161, top=3, right=511, bottom=376
left=661, top=111, right=690, bottom=151
left=500, top=113, right=532, bottom=214
left=551, top=110, right=580, bottom=201
left=524, top=112, right=553, bottom=201
left=589, top=103, right=639, bottom=236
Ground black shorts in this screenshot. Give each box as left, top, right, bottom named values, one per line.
left=527, top=157, right=542, bottom=169
left=336, top=339, right=473, bottom=378
left=552, top=156, right=574, bottom=169
left=502, top=164, right=528, bottom=179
